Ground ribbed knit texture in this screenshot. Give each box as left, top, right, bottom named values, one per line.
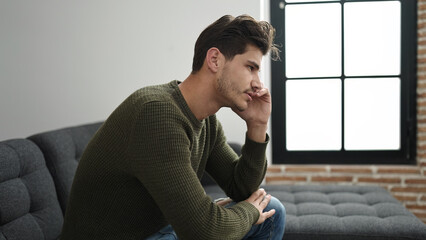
left=60, top=81, right=269, bottom=240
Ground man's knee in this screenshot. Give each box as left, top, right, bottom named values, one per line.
left=268, top=196, right=286, bottom=222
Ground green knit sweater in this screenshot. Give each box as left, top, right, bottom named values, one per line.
left=60, top=81, right=268, bottom=240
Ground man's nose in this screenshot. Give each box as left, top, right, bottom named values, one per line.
left=251, top=75, right=262, bottom=92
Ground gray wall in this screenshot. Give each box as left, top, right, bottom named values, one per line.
left=0, top=0, right=270, bottom=149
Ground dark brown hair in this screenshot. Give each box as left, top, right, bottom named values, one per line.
left=191, top=14, right=280, bottom=73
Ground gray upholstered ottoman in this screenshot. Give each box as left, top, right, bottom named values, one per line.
left=204, top=184, right=426, bottom=240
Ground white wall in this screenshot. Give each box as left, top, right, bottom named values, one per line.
left=0, top=0, right=270, bottom=148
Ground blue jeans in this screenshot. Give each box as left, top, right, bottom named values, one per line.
left=146, top=196, right=286, bottom=240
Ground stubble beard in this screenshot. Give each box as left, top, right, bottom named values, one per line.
left=217, top=69, right=247, bottom=112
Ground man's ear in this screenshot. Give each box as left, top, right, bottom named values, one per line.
left=205, top=47, right=222, bottom=73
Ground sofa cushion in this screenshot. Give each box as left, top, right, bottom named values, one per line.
left=204, top=184, right=426, bottom=240
left=0, top=139, right=63, bottom=240
left=28, top=122, right=103, bottom=214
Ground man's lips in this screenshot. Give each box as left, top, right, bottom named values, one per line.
left=246, top=92, right=254, bottom=101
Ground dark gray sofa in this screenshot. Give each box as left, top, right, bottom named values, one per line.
left=1, top=122, right=425, bottom=240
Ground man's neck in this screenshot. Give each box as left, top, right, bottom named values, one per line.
left=178, top=74, right=221, bottom=121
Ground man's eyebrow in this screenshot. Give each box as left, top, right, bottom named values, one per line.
left=248, top=60, right=260, bottom=70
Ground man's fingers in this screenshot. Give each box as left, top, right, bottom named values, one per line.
left=245, top=190, right=277, bottom=225
left=262, top=209, right=276, bottom=219
left=215, top=198, right=233, bottom=206
left=255, top=208, right=276, bottom=225
left=259, top=194, right=272, bottom=208
left=255, top=87, right=270, bottom=97
left=248, top=188, right=266, bottom=202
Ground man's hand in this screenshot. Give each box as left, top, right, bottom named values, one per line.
left=234, top=86, right=271, bottom=125
left=215, top=197, right=233, bottom=206
left=233, top=86, right=271, bottom=142
left=245, top=188, right=275, bottom=225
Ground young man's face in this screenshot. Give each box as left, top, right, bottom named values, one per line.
left=217, top=44, right=263, bottom=111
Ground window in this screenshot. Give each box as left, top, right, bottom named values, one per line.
left=270, top=0, right=417, bottom=164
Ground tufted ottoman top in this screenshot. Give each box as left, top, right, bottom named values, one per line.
left=204, top=184, right=426, bottom=240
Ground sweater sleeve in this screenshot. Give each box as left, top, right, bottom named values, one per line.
left=126, top=102, right=260, bottom=240
left=206, top=120, right=269, bottom=202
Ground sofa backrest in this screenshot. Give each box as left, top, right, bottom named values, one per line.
left=27, top=121, right=240, bottom=214
left=0, top=139, right=63, bottom=240
left=28, top=122, right=103, bottom=214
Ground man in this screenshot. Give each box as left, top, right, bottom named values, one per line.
left=61, top=14, right=285, bottom=240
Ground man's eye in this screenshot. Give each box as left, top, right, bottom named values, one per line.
left=248, top=66, right=254, bottom=71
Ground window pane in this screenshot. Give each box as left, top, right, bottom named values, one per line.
left=344, top=78, right=400, bottom=150
left=344, top=1, right=401, bottom=76
left=285, top=3, right=341, bottom=78
left=286, top=79, right=342, bottom=150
